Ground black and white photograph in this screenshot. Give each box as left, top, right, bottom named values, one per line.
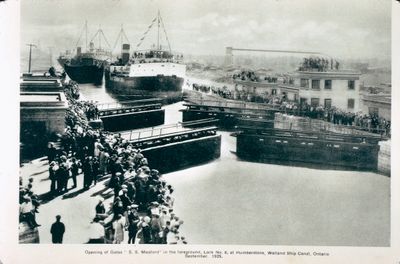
left=1, top=0, right=399, bottom=263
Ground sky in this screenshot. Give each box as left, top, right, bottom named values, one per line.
left=20, top=0, right=391, bottom=60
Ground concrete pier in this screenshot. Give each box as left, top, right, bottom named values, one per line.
left=378, top=140, right=391, bottom=176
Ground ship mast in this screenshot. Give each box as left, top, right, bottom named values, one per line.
left=135, top=10, right=172, bottom=53
left=113, top=24, right=130, bottom=54
left=90, top=27, right=111, bottom=52
left=85, top=20, right=88, bottom=52
left=99, top=24, right=102, bottom=49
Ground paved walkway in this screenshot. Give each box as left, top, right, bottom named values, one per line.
left=20, top=157, right=116, bottom=244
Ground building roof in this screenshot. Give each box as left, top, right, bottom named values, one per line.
left=292, top=70, right=361, bottom=80
left=234, top=80, right=279, bottom=88
left=20, top=92, right=68, bottom=108
left=362, top=94, right=391, bottom=105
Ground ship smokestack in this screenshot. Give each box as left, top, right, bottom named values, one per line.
left=121, top=44, right=130, bottom=65
left=77, top=47, right=82, bottom=56
left=89, top=42, right=95, bottom=52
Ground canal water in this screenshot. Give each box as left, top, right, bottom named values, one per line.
left=79, top=82, right=390, bottom=246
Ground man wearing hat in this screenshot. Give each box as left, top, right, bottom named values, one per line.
left=119, top=188, right=132, bottom=211
left=150, top=213, right=162, bottom=244
left=47, top=142, right=57, bottom=163
left=95, top=197, right=107, bottom=219
left=127, top=205, right=140, bottom=244
left=19, top=196, right=40, bottom=228
left=70, top=157, right=81, bottom=189
left=49, top=161, right=58, bottom=194
left=140, top=216, right=152, bottom=244
left=82, top=156, right=94, bottom=189
left=50, top=215, right=65, bottom=243
left=112, top=214, right=125, bottom=244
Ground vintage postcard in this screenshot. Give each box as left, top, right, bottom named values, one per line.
left=0, top=0, right=399, bottom=263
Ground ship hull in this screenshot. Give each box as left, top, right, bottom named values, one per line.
left=105, top=70, right=184, bottom=103
left=63, top=63, right=104, bottom=84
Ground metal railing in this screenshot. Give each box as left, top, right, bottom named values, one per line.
left=121, top=119, right=219, bottom=141
left=239, top=126, right=382, bottom=145
left=185, top=97, right=280, bottom=110
left=98, top=103, right=162, bottom=117
left=97, top=98, right=162, bottom=111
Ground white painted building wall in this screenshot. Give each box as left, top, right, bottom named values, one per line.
left=293, top=71, right=361, bottom=112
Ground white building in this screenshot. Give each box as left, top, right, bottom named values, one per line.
left=291, top=71, right=361, bottom=112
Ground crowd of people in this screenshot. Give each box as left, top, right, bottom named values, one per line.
left=192, top=82, right=282, bottom=104
left=232, top=71, right=279, bottom=83
left=298, top=57, right=340, bottom=72
left=232, top=70, right=260, bottom=82
left=191, top=81, right=391, bottom=136
left=20, top=78, right=186, bottom=244
left=129, top=51, right=183, bottom=64
left=278, top=102, right=391, bottom=136
left=19, top=177, right=41, bottom=229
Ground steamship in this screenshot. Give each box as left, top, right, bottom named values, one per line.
left=58, top=23, right=112, bottom=84
left=104, top=12, right=186, bottom=102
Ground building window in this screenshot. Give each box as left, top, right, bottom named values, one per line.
left=324, top=99, right=332, bottom=109
left=348, top=80, right=355, bottom=90
left=311, top=80, right=320, bottom=90
left=368, top=107, right=379, bottom=115
left=324, top=80, right=332, bottom=89
left=311, top=98, right=320, bottom=107
left=300, top=97, right=307, bottom=105
left=300, top=78, right=309, bottom=88
left=348, top=98, right=355, bottom=109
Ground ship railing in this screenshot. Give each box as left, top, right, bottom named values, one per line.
left=131, top=58, right=183, bottom=64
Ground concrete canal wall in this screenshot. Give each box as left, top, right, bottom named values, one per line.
left=378, top=140, right=391, bottom=176
left=20, top=92, right=69, bottom=136
left=142, top=134, right=221, bottom=174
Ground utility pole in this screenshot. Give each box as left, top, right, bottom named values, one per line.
left=26, top=43, right=37, bottom=73
left=157, top=10, right=160, bottom=50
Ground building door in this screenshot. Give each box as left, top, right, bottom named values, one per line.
left=324, top=99, right=332, bottom=109
left=20, top=121, right=48, bottom=158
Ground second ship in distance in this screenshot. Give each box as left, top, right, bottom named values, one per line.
left=58, top=22, right=112, bottom=85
